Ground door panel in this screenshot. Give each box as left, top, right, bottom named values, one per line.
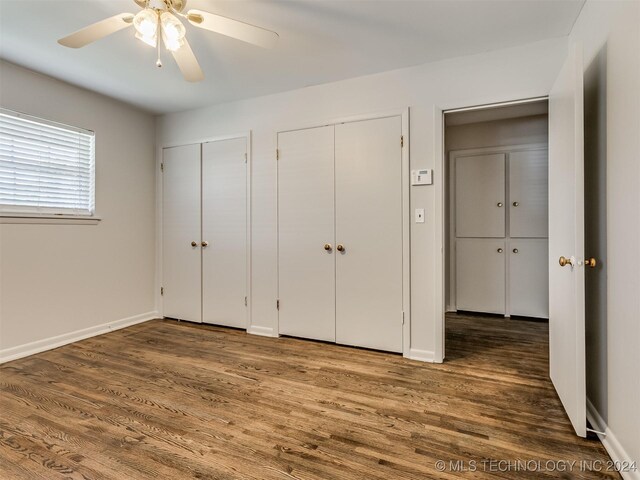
left=548, top=43, right=586, bottom=437
left=202, top=138, right=247, bottom=328
left=335, top=116, right=403, bottom=353
left=510, top=149, right=549, bottom=237
left=162, top=144, right=202, bottom=322
left=456, top=238, right=506, bottom=315
left=278, top=126, right=335, bottom=342
left=455, top=154, right=506, bottom=237
left=509, top=239, right=549, bottom=318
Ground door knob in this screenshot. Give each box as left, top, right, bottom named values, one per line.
left=513, top=201, right=519, bottom=207
left=497, top=248, right=503, bottom=253
left=324, top=243, right=332, bottom=251
left=586, top=257, right=597, bottom=268
left=497, top=202, right=503, bottom=207
left=559, top=256, right=574, bottom=267
left=201, top=241, right=209, bottom=248
left=336, top=244, right=345, bottom=252
left=191, top=241, right=197, bottom=247
left=512, top=248, right=519, bottom=254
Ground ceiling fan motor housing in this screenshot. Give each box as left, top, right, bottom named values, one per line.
left=134, top=0, right=186, bottom=13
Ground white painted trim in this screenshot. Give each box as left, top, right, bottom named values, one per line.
left=407, top=348, right=436, bottom=363
left=0, top=311, right=159, bottom=364
left=274, top=108, right=411, bottom=354
left=156, top=132, right=253, bottom=331
left=247, top=325, right=277, bottom=338
left=0, top=214, right=101, bottom=225
left=586, top=399, right=640, bottom=480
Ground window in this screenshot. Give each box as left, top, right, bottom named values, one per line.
left=0, top=108, right=95, bottom=216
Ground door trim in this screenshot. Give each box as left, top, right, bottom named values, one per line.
left=156, top=132, right=252, bottom=331
left=434, top=97, right=549, bottom=363
left=275, top=108, right=411, bottom=356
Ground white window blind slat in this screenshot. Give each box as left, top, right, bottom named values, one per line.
left=0, top=108, right=95, bottom=216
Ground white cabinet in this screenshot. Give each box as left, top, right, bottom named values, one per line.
left=452, top=146, right=549, bottom=318
left=162, top=137, right=248, bottom=327
left=456, top=239, right=506, bottom=315
left=278, top=116, right=404, bottom=353
left=455, top=153, right=506, bottom=237
left=509, top=239, right=549, bottom=318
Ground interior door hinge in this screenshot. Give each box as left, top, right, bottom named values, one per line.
left=244, top=153, right=247, bottom=163
left=402, top=311, right=405, bottom=324
left=160, top=287, right=164, bottom=296
left=244, top=296, right=248, bottom=307
left=160, top=162, right=164, bottom=172
left=276, top=149, right=279, bottom=160
left=400, top=135, right=404, bottom=148
left=276, top=299, right=280, bottom=310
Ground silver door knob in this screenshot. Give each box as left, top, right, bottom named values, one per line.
left=497, top=202, right=503, bottom=207
left=513, top=201, right=519, bottom=207
left=513, top=248, right=519, bottom=253
left=497, top=248, right=503, bottom=253
left=201, top=241, right=209, bottom=248
left=191, top=241, right=197, bottom=247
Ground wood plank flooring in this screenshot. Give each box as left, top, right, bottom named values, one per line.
left=0, top=313, right=619, bottom=479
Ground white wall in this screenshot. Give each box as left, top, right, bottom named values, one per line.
left=0, top=61, right=157, bottom=359
left=157, top=38, right=567, bottom=359
left=571, top=1, right=640, bottom=475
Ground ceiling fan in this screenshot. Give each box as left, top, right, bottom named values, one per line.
left=58, top=0, right=279, bottom=82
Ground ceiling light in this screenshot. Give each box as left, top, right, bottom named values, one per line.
left=160, top=12, right=185, bottom=42
left=133, top=8, right=158, bottom=38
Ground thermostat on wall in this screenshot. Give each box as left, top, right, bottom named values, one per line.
left=412, top=169, right=432, bottom=186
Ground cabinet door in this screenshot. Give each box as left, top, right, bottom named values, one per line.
left=455, top=154, right=506, bottom=237
left=162, top=144, right=202, bottom=322
left=456, top=238, right=506, bottom=315
left=335, top=116, right=403, bottom=353
left=509, top=239, right=549, bottom=318
left=202, top=137, right=247, bottom=328
left=510, top=149, right=549, bottom=237
left=278, top=126, right=336, bottom=342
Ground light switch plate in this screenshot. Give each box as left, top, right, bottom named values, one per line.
left=415, top=208, right=425, bottom=223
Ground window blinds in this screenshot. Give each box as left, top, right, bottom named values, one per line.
left=0, top=108, right=95, bottom=216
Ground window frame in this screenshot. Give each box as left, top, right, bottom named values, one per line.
left=0, top=108, right=99, bottom=223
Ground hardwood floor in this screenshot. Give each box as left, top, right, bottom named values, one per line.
left=0, top=314, right=618, bottom=479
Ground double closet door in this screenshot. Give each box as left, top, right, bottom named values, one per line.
left=278, top=116, right=404, bottom=353
left=162, top=137, right=248, bottom=327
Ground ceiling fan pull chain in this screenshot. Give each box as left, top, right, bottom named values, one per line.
left=156, top=14, right=163, bottom=68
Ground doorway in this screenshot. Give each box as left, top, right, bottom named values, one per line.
left=443, top=99, right=550, bottom=359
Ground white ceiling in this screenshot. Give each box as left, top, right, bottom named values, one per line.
left=0, top=0, right=584, bottom=114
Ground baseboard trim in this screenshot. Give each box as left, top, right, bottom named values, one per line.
left=406, top=348, right=437, bottom=363
left=586, top=398, right=639, bottom=480
left=0, top=311, right=159, bottom=364
left=247, top=325, right=277, bottom=337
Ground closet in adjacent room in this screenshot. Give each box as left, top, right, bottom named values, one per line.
left=162, top=136, right=248, bottom=328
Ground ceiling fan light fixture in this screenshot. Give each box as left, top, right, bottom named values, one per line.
left=135, top=30, right=157, bottom=47
left=133, top=8, right=158, bottom=37
left=160, top=12, right=186, bottom=42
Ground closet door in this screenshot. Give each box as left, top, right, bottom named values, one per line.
left=456, top=238, right=506, bottom=315
left=202, top=137, right=247, bottom=328
left=162, top=144, right=202, bottom=322
left=510, top=149, right=548, bottom=237
left=278, top=126, right=336, bottom=342
left=509, top=239, right=549, bottom=318
left=455, top=154, right=506, bottom=237
left=335, top=116, right=403, bottom=353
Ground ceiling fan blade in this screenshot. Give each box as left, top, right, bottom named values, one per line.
left=58, top=13, right=134, bottom=48
left=187, top=9, right=279, bottom=49
left=170, top=38, right=204, bottom=82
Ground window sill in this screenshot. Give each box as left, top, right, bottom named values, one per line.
left=0, top=214, right=102, bottom=225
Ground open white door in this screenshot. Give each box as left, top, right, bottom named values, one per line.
left=548, top=43, right=586, bottom=437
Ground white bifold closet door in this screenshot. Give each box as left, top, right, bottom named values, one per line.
left=335, top=116, right=403, bottom=352
left=202, top=137, right=247, bottom=328
left=278, top=126, right=336, bottom=342
left=162, top=144, right=202, bottom=322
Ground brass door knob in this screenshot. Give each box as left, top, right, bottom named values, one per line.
left=513, top=201, right=519, bottom=207
left=324, top=243, right=332, bottom=251
left=513, top=248, right=519, bottom=254
left=191, top=241, right=197, bottom=247
left=201, top=241, right=209, bottom=248
left=559, top=256, right=573, bottom=267
left=497, top=248, right=503, bottom=253
left=497, top=202, right=503, bottom=207
left=586, top=257, right=597, bottom=268
left=336, top=244, right=345, bottom=252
